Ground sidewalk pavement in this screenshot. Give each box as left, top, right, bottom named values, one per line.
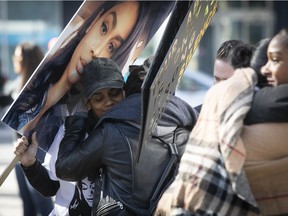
left=0, top=122, right=22, bottom=216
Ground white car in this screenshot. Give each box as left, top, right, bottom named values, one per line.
left=175, top=70, right=213, bottom=108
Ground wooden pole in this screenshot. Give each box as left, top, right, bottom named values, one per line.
left=0, top=155, right=20, bottom=187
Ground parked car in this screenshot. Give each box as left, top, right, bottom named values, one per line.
left=175, top=70, right=213, bottom=108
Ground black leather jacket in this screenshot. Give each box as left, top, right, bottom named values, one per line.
left=56, top=93, right=198, bottom=215
left=245, top=84, right=288, bottom=125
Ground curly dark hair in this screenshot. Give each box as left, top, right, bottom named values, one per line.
left=228, top=43, right=255, bottom=70
left=216, top=40, right=244, bottom=61
left=250, top=38, right=270, bottom=88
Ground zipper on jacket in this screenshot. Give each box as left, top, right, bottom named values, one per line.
left=95, top=200, right=123, bottom=215
left=117, top=201, right=123, bottom=209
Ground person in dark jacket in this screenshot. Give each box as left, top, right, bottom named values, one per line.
left=14, top=57, right=125, bottom=215
left=55, top=56, right=198, bottom=215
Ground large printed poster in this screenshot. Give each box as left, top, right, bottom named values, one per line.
left=1, top=1, right=175, bottom=151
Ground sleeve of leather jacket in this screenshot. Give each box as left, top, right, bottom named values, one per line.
left=22, top=159, right=60, bottom=197
left=245, top=85, right=288, bottom=125
left=55, top=115, right=105, bottom=182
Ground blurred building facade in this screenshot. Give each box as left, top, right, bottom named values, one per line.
left=0, top=1, right=81, bottom=80
left=197, top=1, right=288, bottom=76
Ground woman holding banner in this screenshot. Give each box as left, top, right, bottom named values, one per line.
left=14, top=57, right=126, bottom=215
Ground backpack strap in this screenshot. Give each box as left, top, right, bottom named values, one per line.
left=114, top=122, right=181, bottom=215
left=114, top=122, right=148, bottom=215
left=148, top=128, right=180, bottom=215
left=114, top=122, right=135, bottom=193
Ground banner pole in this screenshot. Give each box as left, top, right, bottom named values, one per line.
left=0, top=155, right=20, bottom=187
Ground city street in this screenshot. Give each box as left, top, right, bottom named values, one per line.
left=0, top=121, right=22, bottom=216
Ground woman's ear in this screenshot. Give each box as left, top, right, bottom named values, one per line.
left=85, top=9, right=103, bottom=34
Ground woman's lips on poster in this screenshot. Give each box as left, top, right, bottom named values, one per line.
left=76, top=57, right=87, bottom=75
left=68, top=58, right=88, bottom=84
left=267, top=78, right=274, bottom=85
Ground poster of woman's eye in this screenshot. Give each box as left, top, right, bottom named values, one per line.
left=1, top=1, right=175, bottom=151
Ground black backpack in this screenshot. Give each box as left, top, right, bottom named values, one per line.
left=148, top=132, right=183, bottom=215
left=117, top=123, right=191, bottom=216
left=93, top=123, right=191, bottom=216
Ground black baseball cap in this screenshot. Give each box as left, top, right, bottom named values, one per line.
left=80, top=57, right=124, bottom=102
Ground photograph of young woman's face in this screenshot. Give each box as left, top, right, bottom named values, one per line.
left=1, top=1, right=175, bottom=152
left=68, top=2, right=139, bottom=74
